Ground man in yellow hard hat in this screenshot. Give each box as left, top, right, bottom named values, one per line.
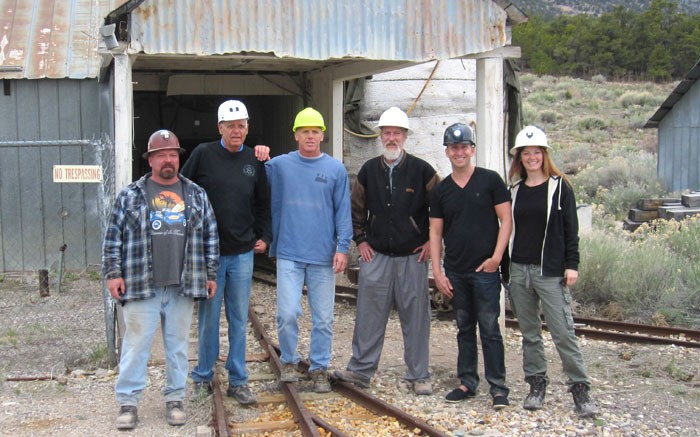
left=265, top=107, right=352, bottom=393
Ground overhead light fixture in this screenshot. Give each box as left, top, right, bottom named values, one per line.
left=100, top=24, right=119, bottom=50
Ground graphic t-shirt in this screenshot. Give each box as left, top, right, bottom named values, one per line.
left=146, top=178, right=186, bottom=287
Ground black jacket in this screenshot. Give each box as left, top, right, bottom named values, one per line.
left=509, top=176, right=579, bottom=277
left=351, top=153, right=439, bottom=256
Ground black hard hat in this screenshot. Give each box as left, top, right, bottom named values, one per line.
left=443, top=123, right=475, bottom=146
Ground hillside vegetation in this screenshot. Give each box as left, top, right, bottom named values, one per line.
left=514, top=0, right=700, bottom=18
left=513, top=0, right=700, bottom=80
left=520, top=73, right=700, bottom=327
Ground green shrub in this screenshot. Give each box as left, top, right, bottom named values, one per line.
left=538, top=109, right=559, bottom=124
left=618, top=92, right=663, bottom=108
left=578, top=117, right=607, bottom=131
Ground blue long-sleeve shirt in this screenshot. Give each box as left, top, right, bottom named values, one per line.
left=265, top=151, right=352, bottom=266
left=102, top=173, right=219, bottom=301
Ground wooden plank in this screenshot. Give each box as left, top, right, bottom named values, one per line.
left=628, top=208, right=658, bottom=222
left=623, top=218, right=643, bottom=232
left=255, top=391, right=340, bottom=405
left=666, top=208, right=700, bottom=220
left=658, top=205, right=686, bottom=219
left=681, top=192, right=700, bottom=208
left=636, top=198, right=681, bottom=210
left=231, top=420, right=297, bottom=434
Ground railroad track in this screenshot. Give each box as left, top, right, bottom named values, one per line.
left=252, top=266, right=700, bottom=348
left=208, top=303, right=450, bottom=437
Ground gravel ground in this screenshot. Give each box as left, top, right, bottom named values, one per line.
left=1, top=272, right=699, bottom=436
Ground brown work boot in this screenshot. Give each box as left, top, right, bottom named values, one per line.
left=165, top=401, right=186, bottom=426
left=333, top=369, right=371, bottom=388
left=280, top=363, right=299, bottom=383
left=412, top=379, right=433, bottom=395
left=115, top=405, right=137, bottom=430
left=310, top=369, right=331, bottom=393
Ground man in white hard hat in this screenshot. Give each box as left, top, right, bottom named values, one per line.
left=103, top=129, right=219, bottom=430
left=181, top=100, right=271, bottom=405
left=265, top=107, right=352, bottom=393
left=335, top=107, right=440, bottom=396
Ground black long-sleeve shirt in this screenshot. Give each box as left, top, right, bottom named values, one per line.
left=181, top=141, right=271, bottom=256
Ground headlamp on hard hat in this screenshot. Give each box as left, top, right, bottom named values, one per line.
left=443, top=123, right=475, bottom=146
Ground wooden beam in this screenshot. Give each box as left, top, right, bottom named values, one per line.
left=114, top=53, right=134, bottom=191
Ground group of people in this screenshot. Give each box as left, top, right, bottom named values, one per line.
left=102, top=101, right=597, bottom=430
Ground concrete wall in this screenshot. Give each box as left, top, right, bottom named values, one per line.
left=344, top=60, right=478, bottom=179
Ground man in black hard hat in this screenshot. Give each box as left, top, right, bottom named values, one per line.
left=103, top=129, right=219, bottom=430
left=429, top=123, right=512, bottom=410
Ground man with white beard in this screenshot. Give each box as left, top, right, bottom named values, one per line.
left=335, top=107, right=440, bottom=395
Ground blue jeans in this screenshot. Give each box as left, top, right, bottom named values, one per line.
left=447, top=270, right=509, bottom=398
left=191, top=251, right=254, bottom=387
left=116, top=286, right=194, bottom=406
left=276, top=258, right=335, bottom=371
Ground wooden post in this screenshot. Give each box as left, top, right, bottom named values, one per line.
left=39, top=269, right=50, bottom=297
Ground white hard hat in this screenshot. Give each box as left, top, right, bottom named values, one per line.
left=218, top=100, right=249, bottom=122
left=374, top=107, right=413, bottom=135
left=512, top=125, right=549, bottom=155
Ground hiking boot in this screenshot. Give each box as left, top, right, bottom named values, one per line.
left=570, top=383, right=598, bottom=418
left=492, top=394, right=510, bottom=410
left=280, top=363, right=299, bottom=383
left=193, top=380, right=213, bottom=396
left=413, top=379, right=433, bottom=395
left=523, top=376, right=547, bottom=411
left=165, top=401, right=186, bottom=426
left=115, top=405, right=137, bottom=430
left=310, top=369, right=332, bottom=393
left=227, top=384, right=257, bottom=405
left=445, top=386, right=476, bottom=403
left=333, top=369, right=371, bottom=388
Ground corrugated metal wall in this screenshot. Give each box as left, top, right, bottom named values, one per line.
left=0, top=0, right=124, bottom=79
left=658, top=82, right=700, bottom=192
left=0, top=78, right=107, bottom=271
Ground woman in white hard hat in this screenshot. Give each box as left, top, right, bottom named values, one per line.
left=507, top=126, right=597, bottom=418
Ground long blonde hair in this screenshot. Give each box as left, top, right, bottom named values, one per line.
left=508, top=146, right=570, bottom=185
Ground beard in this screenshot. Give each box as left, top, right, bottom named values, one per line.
left=383, top=148, right=402, bottom=162
left=158, top=166, right=177, bottom=180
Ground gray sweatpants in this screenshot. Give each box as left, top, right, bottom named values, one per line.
left=346, top=252, right=431, bottom=381
left=509, top=262, right=590, bottom=387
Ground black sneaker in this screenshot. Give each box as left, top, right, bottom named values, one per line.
left=523, top=376, right=547, bottom=410
left=227, top=384, right=257, bottom=405
left=570, top=383, right=598, bottom=418
left=492, top=394, right=510, bottom=410
left=445, top=387, right=476, bottom=403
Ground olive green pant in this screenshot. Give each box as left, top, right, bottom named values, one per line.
left=509, top=263, right=590, bottom=388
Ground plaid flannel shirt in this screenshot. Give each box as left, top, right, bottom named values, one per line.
left=102, top=173, right=219, bottom=301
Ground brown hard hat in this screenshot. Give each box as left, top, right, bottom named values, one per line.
left=142, top=129, right=185, bottom=159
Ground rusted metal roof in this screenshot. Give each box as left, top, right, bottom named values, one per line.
left=0, top=0, right=126, bottom=79
left=129, top=0, right=511, bottom=63
left=0, top=0, right=524, bottom=80
left=645, top=58, right=700, bottom=128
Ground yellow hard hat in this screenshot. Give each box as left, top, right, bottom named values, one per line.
left=292, top=107, right=326, bottom=132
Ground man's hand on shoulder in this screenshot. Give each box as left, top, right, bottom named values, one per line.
left=254, top=145, right=270, bottom=161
